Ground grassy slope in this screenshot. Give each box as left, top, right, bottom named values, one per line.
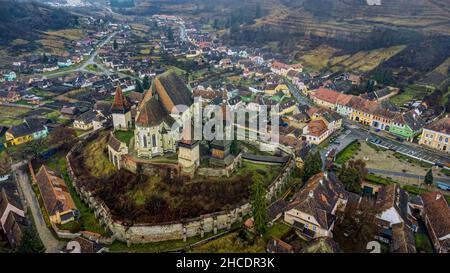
left=0, top=106, right=30, bottom=126
left=190, top=221, right=291, bottom=253
left=390, top=84, right=433, bottom=106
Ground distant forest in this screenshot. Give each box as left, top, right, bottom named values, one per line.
left=110, top=0, right=135, bottom=8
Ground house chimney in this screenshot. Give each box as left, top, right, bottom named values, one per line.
left=309, top=190, right=314, bottom=198
left=436, top=194, right=442, bottom=200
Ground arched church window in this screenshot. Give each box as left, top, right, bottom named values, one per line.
left=152, top=134, right=157, bottom=147
left=143, top=134, right=147, bottom=148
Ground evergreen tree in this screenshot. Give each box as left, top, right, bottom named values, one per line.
left=301, top=151, right=322, bottom=183
left=255, top=4, right=262, bottom=18
left=338, top=164, right=362, bottom=194
left=373, top=66, right=393, bottom=85
left=213, top=19, right=220, bottom=30
left=424, top=169, right=434, bottom=185
left=366, top=80, right=375, bottom=93
left=314, top=151, right=323, bottom=170
left=113, top=39, right=118, bottom=50
left=166, top=27, right=174, bottom=41
left=142, top=75, right=150, bottom=90
left=230, top=140, right=240, bottom=155
left=135, top=80, right=144, bottom=93
left=251, top=173, right=268, bottom=235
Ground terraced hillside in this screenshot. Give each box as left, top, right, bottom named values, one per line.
left=257, top=0, right=450, bottom=38
left=131, top=0, right=450, bottom=38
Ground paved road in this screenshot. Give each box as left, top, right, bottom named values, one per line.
left=12, top=161, right=62, bottom=253
left=285, top=80, right=312, bottom=107
left=27, top=31, right=120, bottom=79
left=77, top=30, right=118, bottom=75
left=286, top=79, right=450, bottom=167
left=368, top=168, right=450, bottom=184
left=346, top=120, right=450, bottom=167
left=320, top=128, right=359, bottom=167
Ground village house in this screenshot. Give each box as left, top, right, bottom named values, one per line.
left=389, top=110, right=425, bottom=141
left=420, top=192, right=450, bottom=253
left=312, top=88, right=416, bottom=136
left=61, top=236, right=108, bottom=253
left=266, top=237, right=294, bottom=253
left=0, top=90, right=21, bottom=102
left=302, top=119, right=330, bottom=145
left=73, top=111, right=98, bottom=131
left=0, top=179, right=28, bottom=248
left=278, top=98, right=297, bottom=115
left=310, top=110, right=343, bottom=134
left=3, top=72, right=17, bottom=82
left=389, top=222, right=416, bottom=253
left=347, top=74, right=362, bottom=85
left=335, top=94, right=356, bottom=117
left=284, top=172, right=354, bottom=239
left=361, top=87, right=398, bottom=101
left=375, top=184, right=418, bottom=244
left=270, top=61, right=302, bottom=76
left=5, top=118, right=49, bottom=146
left=348, top=98, right=394, bottom=130
left=310, top=88, right=350, bottom=111
left=35, top=165, right=78, bottom=225
left=60, top=106, right=80, bottom=119
left=419, top=117, right=450, bottom=153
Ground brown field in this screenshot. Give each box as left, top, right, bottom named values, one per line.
left=43, top=29, right=86, bottom=41
left=434, top=57, right=450, bottom=75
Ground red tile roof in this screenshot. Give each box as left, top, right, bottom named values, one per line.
left=424, top=117, right=450, bottom=135
left=35, top=165, right=76, bottom=216
left=421, top=192, right=450, bottom=239
left=311, top=87, right=352, bottom=104
left=111, top=86, right=131, bottom=114
left=306, top=120, right=328, bottom=137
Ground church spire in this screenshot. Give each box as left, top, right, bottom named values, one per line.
left=111, top=86, right=131, bottom=114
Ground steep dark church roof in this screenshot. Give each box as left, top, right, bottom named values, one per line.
left=141, top=70, right=192, bottom=113
left=136, top=97, right=175, bottom=127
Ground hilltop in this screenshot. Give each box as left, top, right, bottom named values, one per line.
left=0, top=0, right=79, bottom=46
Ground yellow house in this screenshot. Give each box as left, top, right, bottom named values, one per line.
left=349, top=109, right=374, bottom=126
left=265, top=83, right=290, bottom=96
left=275, top=84, right=290, bottom=96
left=35, top=165, right=78, bottom=225
left=419, top=117, right=450, bottom=153
left=309, top=88, right=341, bottom=110
left=5, top=131, right=33, bottom=146
left=264, top=83, right=278, bottom=96
left=5, top=118, right=48, bottom=146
